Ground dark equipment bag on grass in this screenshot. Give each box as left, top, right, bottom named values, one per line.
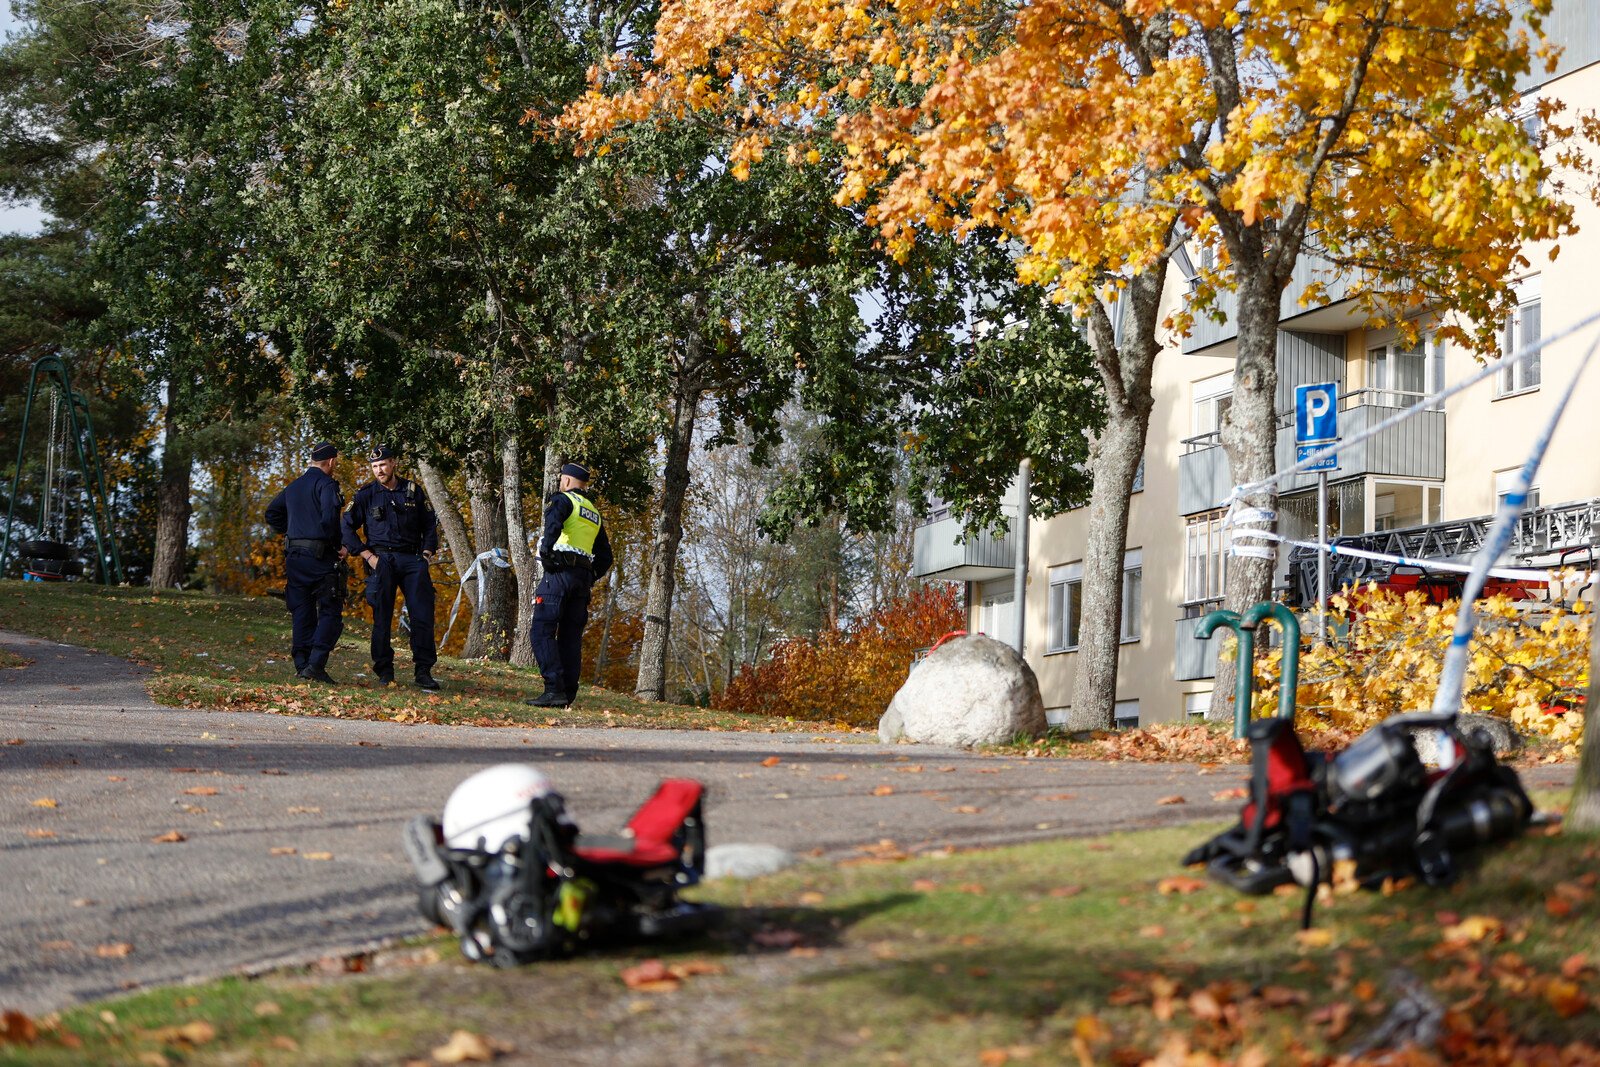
left=1183, top=712, right=1534, bottom=928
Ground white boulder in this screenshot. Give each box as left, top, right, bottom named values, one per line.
left=879, top=634, right=1047, bottom=747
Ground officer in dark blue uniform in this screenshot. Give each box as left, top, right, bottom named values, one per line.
left=341, top=444, right=441, bottom=690
left=526, top=462, right=613, bottom=708
left=264, top=441, right=347, bottom=684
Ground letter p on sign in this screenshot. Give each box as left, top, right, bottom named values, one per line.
left=1296, top=382, right=1338, bottom=444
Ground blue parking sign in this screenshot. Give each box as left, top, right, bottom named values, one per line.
left=1295, top=382, right=1339, bottom=443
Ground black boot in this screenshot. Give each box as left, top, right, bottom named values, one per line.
left=298, top=665, right=337, bottom=685
left=525, top=688, right=570, bottom=708
left=373, top=670, right=394, bottom=686
left=414, top=671, right=440, bottom=692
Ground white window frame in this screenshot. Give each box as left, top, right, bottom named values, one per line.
left=1369, top=479, right=1444, bottom=533
left=1184, top=693, right=1210, bottom=721
left=1046, top=562, right=1082, bottom=653
left=1494, top=469, right=1541, bottom=513
left=1184, top=511, right=1229, bottom=605
left=1120, top=549, right=1143, bottom=644
left=1192, top=372, right=1234, bottom=438
left=1497, top=277, right=1542, bottom=398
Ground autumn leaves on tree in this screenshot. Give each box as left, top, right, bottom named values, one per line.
left=568, top=0, right=1585, bottom=726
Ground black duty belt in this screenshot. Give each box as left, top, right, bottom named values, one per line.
left=287, top=538, right=337, bottom=551
left=372, top=545, right=423, bottom=553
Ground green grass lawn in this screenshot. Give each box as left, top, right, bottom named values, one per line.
left=2, top=818, right=1596, bottom=1065
left=0, top=581, right=858, bottom=734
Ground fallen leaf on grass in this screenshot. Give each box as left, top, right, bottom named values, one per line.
left=1309, top=1002, right=1353, bottom=1039
left=181, top=787, right=219, bottom=796
left=253, top=1001, right=282, bottom=1017
left=432, top=1029, right=512, bottom=1063
left=270, top=847, right=297, bottom=856
left=30, top=798, right=57, bottom=809
left=0, top=1011, right=38, bottom=1046
left=619, top=960, right=679, bottom=992
left=1561, top=953, right=1595, bottom=980
left=1156, top=795, right=1186, bottom=806
left=24, top=829, right=56, bottom=839
left=1156, top=876, right=1208, bottom=896
left=1546, top=978, right=1589, bottom=1018
left=1050, top=885, right=1084, bottom=898
left=760, top=756, right=781, bottom=767
left=303, top=851, right=334, bottom=861
left=953, top=805, right=983, bottom=814
left=1138, top=925, right=1166, bottom=939
left=871, top=785, right=894, bottom=796
left=147, top=1021, right=216, bottom=1046
left=1440, top=915, right=1503, bottom=944
left=911, top=878, right=939, bottom=892
left=1294, top=928, right=1334, bottom=949
left=107, top=775, right=125, bottom=781
left=1211, top=787, right=1248, bottom=801
left=270, top=1036, right=299, bottom=1052
left=96, top=942, right=134, bottom=958
left=820, top=773, right=849, bottom=781
left=151, top=831, right=186, bottom=843
left=4, top=739, right=23, bottom=746
left=797, top=891, right=826, bottom=906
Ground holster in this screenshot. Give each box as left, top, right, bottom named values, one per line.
left=321, top=561, right=349, bottom=606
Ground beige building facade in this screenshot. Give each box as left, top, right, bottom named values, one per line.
left=913, top=6, right=1600, bottom=728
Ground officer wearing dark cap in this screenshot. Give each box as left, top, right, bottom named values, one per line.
left=341, top=444, right=441, bottom=690
left=526, top=462, right=613, bottom=708
left=264, top=441, right=348, bottom=683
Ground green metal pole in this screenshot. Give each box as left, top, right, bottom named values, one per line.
left=49, top=357, right=112, bottom=586
left=1, top=358, right=49, bottom=577
left=1242, top=601, right=1301, bottom=721
left=1197, top=609, right=1256, bottom=738
left=70, top=387, right=123, bottom=583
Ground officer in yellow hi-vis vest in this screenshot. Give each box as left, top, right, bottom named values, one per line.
left=526, top=462, right=613, bottom=708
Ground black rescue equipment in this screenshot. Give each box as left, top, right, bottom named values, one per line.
left=1183, top=712, right=1535, bottom=928
left=403, top=765, right=718, bottom=966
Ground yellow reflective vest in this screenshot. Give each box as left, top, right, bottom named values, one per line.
left=553, top=491, right=602, bottom=558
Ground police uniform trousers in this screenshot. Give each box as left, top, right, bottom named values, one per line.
left=364, top=550, right=437, bottom=677
left=530, top=567, right=593, bottom=697
left=284, top=548, right=344, bottom=672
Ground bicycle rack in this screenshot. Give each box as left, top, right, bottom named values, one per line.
left=1196, top=602, right=1301, bottom=738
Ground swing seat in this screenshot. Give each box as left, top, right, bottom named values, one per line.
left=19, top=539, right=71, bottom=561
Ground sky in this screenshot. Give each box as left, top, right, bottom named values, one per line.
left=1, top=0, right=49, bottom=235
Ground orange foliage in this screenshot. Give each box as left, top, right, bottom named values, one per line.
left=715, top=584, right=964, bottom=726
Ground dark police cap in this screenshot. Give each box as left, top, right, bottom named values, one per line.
left=560, top=462, right=591, bottom=482
left=310, top=441, right=338, bottom=462
left=368, top=443, right=395, bottom=462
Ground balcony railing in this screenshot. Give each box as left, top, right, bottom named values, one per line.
left=1179, top=389, right=1445, bottom=515
left=911, top=513, right=1017, bottom=581
left=1182, top=248, right=1354, bottom=354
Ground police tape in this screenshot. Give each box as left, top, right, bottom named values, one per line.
left=440, top=548, right=513, bottom=645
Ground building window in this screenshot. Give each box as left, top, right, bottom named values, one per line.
left=1121, top=549, right=1143, bottom=643
left=1373, top=481, right=1443, bottom=532
left=1049, top=554, right=1140, bottom=652
left=1184, top=511, right=1228, bottom=605
left=1192, top=372, right=1233, bottom=441
left=1131, top=455, right=1146, bottom=494
left=1047, top=562, right=1082, bottom=653
left=1184, top=693, right=1210, bottom=721
left=1498, top=279, right=1541, bottom=396
left=1495, top=469, right=1541, bottom=513
left=1114, top=700, right=1141, bottom=730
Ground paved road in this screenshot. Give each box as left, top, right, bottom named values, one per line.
left=0, top=631, right=1574, bottom=1013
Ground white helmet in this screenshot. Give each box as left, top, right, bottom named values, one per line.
left=441, top=763, right=555, bottom=852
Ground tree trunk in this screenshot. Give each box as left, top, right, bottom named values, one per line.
left=1209, top=274, right=1283, bottom=722
left=1068, top=272, right=1163, bottom=732
left=150, top=399, right=191, bottom=589
left=416, top=456, right=475, bottom=644
left=635, top=381, right=700, bottom=702
left=500, top=428, right=536, bottom=667
left=462, top=448, right=515, bottom=660
left=1567, top=527, right=1600, bottom=831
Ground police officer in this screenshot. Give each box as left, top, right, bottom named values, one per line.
left=527, top=462, right=613, bottom=708
left=264, top=441, right=348, bottom=684
left=341, top=444, right=441, bottom=690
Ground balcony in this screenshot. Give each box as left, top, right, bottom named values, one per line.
left=1174, top=615, right=1225, bottom=681
left=1178, top=389, right=1445, bottom=515
left=1183, top=249, right=1361, bottom=355
left=912, top=512, right=1017, bottom=581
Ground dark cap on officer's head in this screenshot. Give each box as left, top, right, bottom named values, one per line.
left=368, top=443, right=395, bottom=462
left=560, top=462, right=590, bottom=483
left=310, top=441, right=338, bottom=462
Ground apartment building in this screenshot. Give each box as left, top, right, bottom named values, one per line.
left=912, top=4, right=1600, bottom=730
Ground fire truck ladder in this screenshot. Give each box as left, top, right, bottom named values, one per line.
left=1287, top=496, right=1600, bottom=606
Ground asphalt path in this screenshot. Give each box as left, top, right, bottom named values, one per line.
left=0, top=630, right=1575, bottom=1014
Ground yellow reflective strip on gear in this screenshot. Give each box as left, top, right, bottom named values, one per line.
left=554, top=491, right=601, bottom=557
